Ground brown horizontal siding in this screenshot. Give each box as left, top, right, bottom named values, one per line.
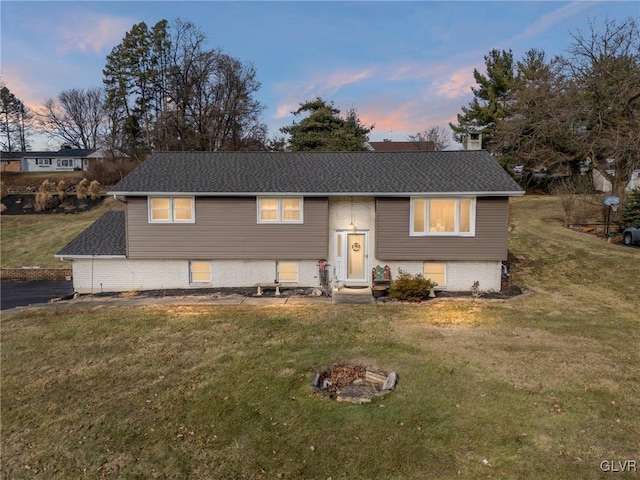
left=126, top=197, right=328, bottom=260
left=375, top=197, right=509, bottom=261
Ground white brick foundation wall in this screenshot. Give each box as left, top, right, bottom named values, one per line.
left=71, top=259, right=322, bottom=294
left=382, top=261, right=502, bottom=292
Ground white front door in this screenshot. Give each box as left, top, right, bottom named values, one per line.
left=334, top=231, right=368, bottom=283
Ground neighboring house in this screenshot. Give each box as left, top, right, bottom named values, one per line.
left=593, top=168, right=640, bottom=193
left=56, top=151, right=524, bottom=294
left=20, top=146, right=113, bottom=172
left=0, top=151, right=22, bottom=172
left=368, top=140, right=435, bottom=152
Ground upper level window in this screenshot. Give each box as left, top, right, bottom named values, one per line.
left=149, top=197, right=194, bottom=223
left=411, top=198, right=475, bottom=236
left=258, top=197, right=303, bottom=224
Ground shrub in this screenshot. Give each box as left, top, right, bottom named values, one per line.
left=34, top=180, right=54, bottom=212
left=87, top=159, right=139, bottom=186
left=56, top=180, right=67, bottom=200
left=88, top=180, right=101, bottom=200
left=1, top=181, right=8, bottom=199
left=76, top=178, right=89, bottom=200
left=389, top=269, right=436, bottom=302
left=0, top=203, right=6, bottom=213
left=621, top=188, right=640, bottom=229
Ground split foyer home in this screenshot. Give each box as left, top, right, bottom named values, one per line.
left=56, top=150, right=524, bottom=294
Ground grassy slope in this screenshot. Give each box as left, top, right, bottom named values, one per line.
left=1, top=196, right=639, bottom=479
left=0, top=198, right=123, bottom=268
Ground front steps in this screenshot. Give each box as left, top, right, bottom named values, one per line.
left=331, top=286, right=375, bottom=304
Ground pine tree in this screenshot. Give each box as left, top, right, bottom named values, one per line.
left=621, top=189, right=640, bottom=228
left=280, top=98, right=373, bottom=151
left=450, top=49, right=516, bottom=150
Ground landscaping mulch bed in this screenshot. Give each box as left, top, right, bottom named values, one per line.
left=88, top=287, right=321, bottom=299
left=1, top=194, right=104, bottom=215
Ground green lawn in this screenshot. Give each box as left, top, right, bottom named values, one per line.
left=1, top=198, right=122, bottom=268
left=1, top=196, right=639, bottom=479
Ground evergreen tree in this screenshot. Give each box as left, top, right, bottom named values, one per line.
left=450, top=49, right=516, bottom=150
left=621, top=189, right=640, bottom=228
left=280, top=98, right=373, bottom=151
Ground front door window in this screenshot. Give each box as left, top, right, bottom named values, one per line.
left=347, top=233, right=365, bottom=279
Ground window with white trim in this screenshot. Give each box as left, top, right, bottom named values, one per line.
left=36, top=158, right=52, bottom=166
left=258, top=197, right=303, bottom=223
left=411, top=198, right=475, bottom=236
left=277, top=262, right=298, bottom=282
left=190, top=261, right=211, bottom=283
left=423, top=262, right=446, bottom=287
left=149, top=197, right=195, bottom=223
left=57, top=159, right=73, bottom=167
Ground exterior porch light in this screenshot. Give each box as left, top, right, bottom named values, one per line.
left=349, top=196, right=357, bottom=230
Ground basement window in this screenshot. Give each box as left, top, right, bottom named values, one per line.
left=190, top=261, right=211, bottom=283
left=277, top=262, right=298, bottom=283
left=423, top=262, right=446, bottom=287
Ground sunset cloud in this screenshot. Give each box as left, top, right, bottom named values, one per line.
left=54, top=14, right=132, bottom=55
left=430, top=66, right=477, bottom=99
left=512, top=1, right=598, bottom=43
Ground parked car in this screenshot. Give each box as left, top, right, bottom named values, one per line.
left=622, top=225, right=640, bottom=246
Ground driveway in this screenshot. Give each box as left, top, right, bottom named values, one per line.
left=1, top=280, right=74, bottom=311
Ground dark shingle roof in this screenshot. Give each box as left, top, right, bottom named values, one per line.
left=368, top=141, right=435, bottom=152
left=22, top=149, right=96, bottom=158
left=0, top=151, right=23, bottom=160
left=110, top=151, right=523, bottom=196
left=56, top=211, right=126, bottom=257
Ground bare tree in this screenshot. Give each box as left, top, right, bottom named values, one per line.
left=39, top=87, right=107, bottom=149
left=407, top=126, right=450, bottom=151
left=0, top=84, right=32, bottom=151
left=562, top=17, right=640, bottom=197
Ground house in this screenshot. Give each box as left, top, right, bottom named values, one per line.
left=593, top=168, right=640, bottom=193
left=0, top=151, right=23, bottom=172
left=20, top=146, right=112, bottom=172
left=367, top=140, right=435, bottom=152
left=56, top=151, right=524, bottom=294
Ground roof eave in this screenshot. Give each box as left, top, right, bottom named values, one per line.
left=55, top=254, right=127, bottom=260
left=108, top=190, right=526, bottom=197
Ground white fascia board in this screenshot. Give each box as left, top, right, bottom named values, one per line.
left=55, top=254, right=127, bottom=260
left=108, top=190, right=526, bottom=198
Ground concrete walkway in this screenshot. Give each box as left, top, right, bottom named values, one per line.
left=3, top=293, right=334, bottom=311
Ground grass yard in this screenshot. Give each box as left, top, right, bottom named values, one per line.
left=2, top=195, right=639, bottom=479
left=0, top=198, right=123, bottom=268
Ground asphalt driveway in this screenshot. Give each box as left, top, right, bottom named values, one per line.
left=1, top=280, right=74, bottom=311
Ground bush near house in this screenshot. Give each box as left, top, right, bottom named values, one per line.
left=389, top=269, right=436, bottom=302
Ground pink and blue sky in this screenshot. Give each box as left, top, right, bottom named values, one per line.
left=1, top=1, right=638, bottom=150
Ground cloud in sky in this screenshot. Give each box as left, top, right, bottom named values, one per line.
left=430, top=65, right=477, bottom=100
left=53, top=14, right=132, bottom=55
left=273, top=67, right=376, bottom=119
left=508, top=1, right=599, bottom=45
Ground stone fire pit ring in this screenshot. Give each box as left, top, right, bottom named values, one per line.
left=312, top=364, right=397, bottom=404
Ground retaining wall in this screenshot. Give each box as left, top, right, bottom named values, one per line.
left=1, top=268, right=72, bottom=281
